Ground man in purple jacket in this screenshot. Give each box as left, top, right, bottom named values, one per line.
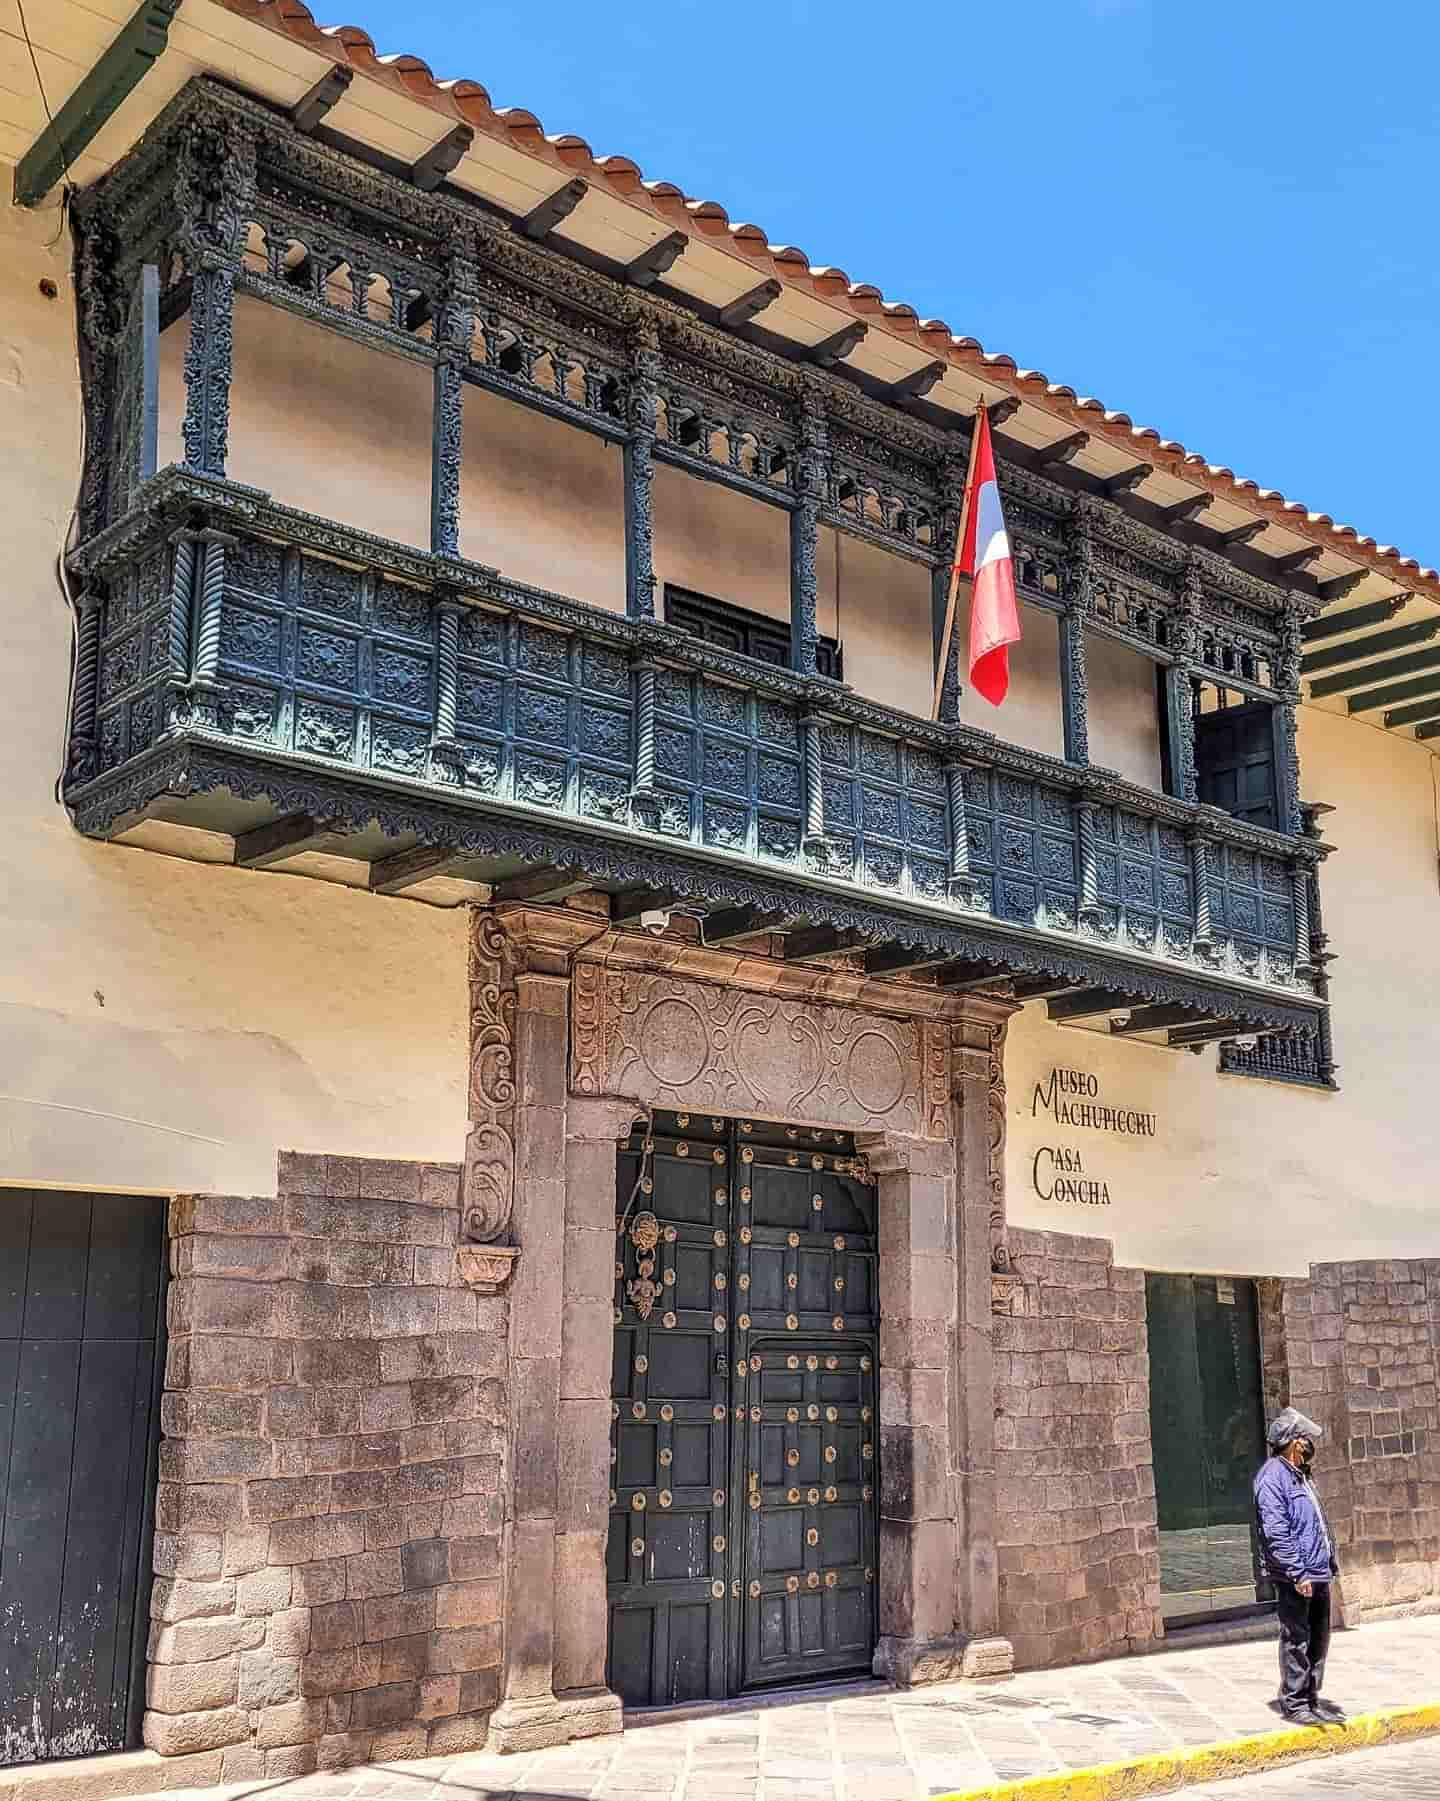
left=1253, top=1407, right=1344, bottom=1727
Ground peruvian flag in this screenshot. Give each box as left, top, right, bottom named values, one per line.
left=957, top=408, right=1021, bottom=706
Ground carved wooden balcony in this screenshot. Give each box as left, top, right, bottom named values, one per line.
left=63, top=467, right=1324, bottom=1040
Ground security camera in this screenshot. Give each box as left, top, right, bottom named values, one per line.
left=1108, top=1010, right=1132, bottom=1030
left=639, top=908, right=671, bottom=937
left=1233, top=1034, right=1258, bottom=1051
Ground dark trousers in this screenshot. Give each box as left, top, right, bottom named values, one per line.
left=1276, top=1580, right=1331, bottom=1715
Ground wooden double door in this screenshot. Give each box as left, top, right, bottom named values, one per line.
left=607, top=1112, right=879, bottom=1707
left=1, top=1191, right=165, bottom=1766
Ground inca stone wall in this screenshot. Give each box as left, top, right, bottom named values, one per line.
left=148, top=1153, right=506, bottom=1781
left=993, top=1227, right=1162, bottom=1669
left=1267, top=1258, right=1440, bottom=1621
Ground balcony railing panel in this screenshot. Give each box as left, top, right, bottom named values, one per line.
left=68, top=473, right=1326, bottom=1034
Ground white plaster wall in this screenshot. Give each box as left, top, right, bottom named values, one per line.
left=963, top=600, right=1064, bottom=757
left=1006, top=706, right=1440, bottom=1277
left=1087, top=631, right=1163, bottom=790
left=5, top=199, right=467, bottom=1198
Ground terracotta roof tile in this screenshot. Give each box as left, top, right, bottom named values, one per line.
left=212, top=0, right=1440, bottom=595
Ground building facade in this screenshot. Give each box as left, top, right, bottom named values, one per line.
left=3, top=2, right=1439, bottom=1787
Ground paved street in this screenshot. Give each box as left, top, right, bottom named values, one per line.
left=1188, top=1736, right=1440, bottom=1798
left=109, top=1615, right=1440, bottom=1801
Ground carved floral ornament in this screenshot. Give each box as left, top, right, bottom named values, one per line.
left=571, top=962, right=944, bottom=1139
left=458, top=912, right=520, bottom=1290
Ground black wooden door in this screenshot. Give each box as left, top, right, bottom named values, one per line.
left=1146, top=1273, right=1269, bottom=1624
left=1, top=1191, right=165, bottom=1766
left=1195, top=701, right=1278, bottom=830
left=607, top=1113, right=878, bottom=1707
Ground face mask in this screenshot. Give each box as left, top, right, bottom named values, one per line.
left=1295, top=1439, right=1315, bottom=1471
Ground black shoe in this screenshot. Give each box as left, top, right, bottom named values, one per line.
left=1282, top=1708, right=1325, bottom=1727
left=1311, top=1699, right=1346, bottom=1722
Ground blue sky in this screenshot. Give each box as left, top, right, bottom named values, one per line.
left=336, top=0, right=1438, bottom=566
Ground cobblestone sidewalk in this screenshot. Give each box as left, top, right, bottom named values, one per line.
left=122, top=1615, right=1440, bottom=1801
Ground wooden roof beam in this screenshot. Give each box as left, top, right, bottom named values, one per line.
left=1319, top=569, right=1370, bottom=604
left=521, top=177, right=588, bottom=240
left=1104, top=463, right=1152, bottom=496
left=609, top=884, right=677, bottom=925
left=1167, top=1019, right=1249, bottom=1049
left=1313, top=643, right=1440, bottom=701
left=624, top=230, right=687, bottom=288
left=290, top=65, right=353, bottom=133
left=717, top=280, right=783, bottom=330
left=781, top=926, right=874, bottom=963
left=1046, top=987, right=1132, bottom=1022
left=700, top=905, right=797, bottom=945
left=493, top=864, right=593, bottom=904
left=368, top=845, right=472, bottom=895
left=1110, top=1003, right=1209, bottom=1036
left=1033, top=431, right=1089, bottom=468
left=888, top=360, right=947, bottom=403
left=234, top=812, right=343, bottom=869
left=14, top=0, right=182, bottom=208
left=863, top=944, right=957, bottom=978
left=1302, top=617, right=1440, bottom=678
left=1270, top=545, right=1325, bottom=578
left=410, top=126, right=474, bottom=192
left=1383, top=697, right=1440, bottom=730
left=1414, top=719, right=1440, bottom=742
left=933, top=958, right=1012, bottom=992
left=1217, top=519, right=1270, bottom=548
left=1301, top=595, right=1408, bottom=643
left=984, top=395, right=1023, bottom=427
left=1347, top=666, right=1440, bottom=715
left=1159, top=493, right=1212, bottom=526
left=807, top=322, right=869, bottom=368
left=1011, top=974, right=1085, bottom=1001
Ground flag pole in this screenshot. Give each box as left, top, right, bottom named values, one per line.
left=931, top=400, right=987, bottom=721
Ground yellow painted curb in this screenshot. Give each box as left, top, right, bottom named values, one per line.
left=929, top=1700, right=1440, bottom=1801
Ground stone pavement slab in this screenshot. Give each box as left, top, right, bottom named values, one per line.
left=1184, top=1733, right=1440, bottom=1797
left=36, top=1615, right=1440, bottom=1801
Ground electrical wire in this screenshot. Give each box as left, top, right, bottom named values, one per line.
left=15, top=0, right=75, bottom=248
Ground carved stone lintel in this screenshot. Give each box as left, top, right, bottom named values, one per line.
left=456, top=1243, right=520, bottom=1292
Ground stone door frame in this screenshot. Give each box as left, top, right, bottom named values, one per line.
left=466, top=906, right=1017, bottom=1749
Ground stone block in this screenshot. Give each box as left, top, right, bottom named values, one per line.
left=414, top=1246, right=456, bottom=1287
left=146, top=1656, right=239, bottom=1714
left=560, top=1298, right=615, bottom=1403
left=246, top=1476, right=332, bottom=1523
left=329, top=1470, right=393, bottom=1515
left=460, top=1667, right=501, bottom=1713
left=428, top=1624, right=502, bottom=1674
left=301, top=1645, right=382, bottom=1697
left=161, top=1392, right=266, bottom=1440
left=293, top=1339, right=381, bottom=1387
left=317, top=1729, right=374, bottom=1769
left=412, top=1376, right=476, bottom=1423
left=369, top=1285, right=440, bottom=1337
left=143, top=1706, right=252, bottom=1756
left=184, top=1333, right=292, bottom=1390
left=221, top=1526, right=271, bottom=1576
left=265, top=1744, right=320, bottom=1778
left=237, top=1564, right=293, bottom=1616
left=418, top=1675, right=462, bottom=1721
left=291, top=1560, right=348, bottom=1606
left=314, top=1391, right=361, bottom=1438
left=552, top=1530, right=608, bottom=1693
left=391, top=1459, right=464, bottom=1507
left=238, top=1650, right=301, bottom=1708
left=310, top=1601, right=363, bottom=1652
left=359, top=1384, right=415, bottom=1432
left=182, top=1192, right=286, bottom=1236
left=380, top=1633, right=430, bottom=1682
left=277, top=1151, right=329, bottom=1193
left=148, top=1615, right=266, bottom=1665
left=267, top=1608, right=311, bottom=1659
left=150, top=1576, right=235, bottom=1624
left=442, top=1494, right=503, bottom=1538
left=434, top=1579, right=502, bottom=1630
left=350, top=1432, right=402, bottom=1471
left=557, top=1398, right=611, bottom=1535
left=153, top=1531, right=225, bottom=1582
left=402, top=1538, right=451, bottom=1591
left=427, top=1711, right=492, bottom=1756
left=176, top=1233, right=291, bottom=1281
left=221, top=1744, right=269, bottom=1783
left=350, top=1681, right=421, bottom=1729
left=445, top=1418, right=506, bottom=1459
left=436, top=1288, right=479, bottom=1330
left=357, top=1159, right=424, bottom=1203
left=255, top=1697, right=328, bottom=1750
left=421, top=1163, right=462, bottom=1209
left=448, top=1536, right=501, bottom=1582
left=346, top=1549, right=403, bottom=1599
left=364, top=1590, right=436, bottom=1642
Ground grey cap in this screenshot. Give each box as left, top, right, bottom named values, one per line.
left=1267, top=1406, right=1323, bottom=1449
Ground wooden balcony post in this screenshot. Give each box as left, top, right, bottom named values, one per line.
left=176, top=121, right=255, bottom=477
left=1075, top=798, right=1102, bottom=926
left=1272, top=602, right=1305, bottom=837
left=624, top=318, right=660, bottom=619
left=932, top=435, right=967, bottom=724
left=1060, top=500, right=1096, bottom=765
left=631, top=655, right=658, bottom=800
left=790, top=380, right=827, bottom=675
left=1189, top=829, right=1214, bottom=954
left=431, top=235, right=478, bottom=560
left=1291, top=860, right=1313, bottom=977
left=66, top=590, right=104, bottom=785
left=1162, top=557, right=1203, bottom=804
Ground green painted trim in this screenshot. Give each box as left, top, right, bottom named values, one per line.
left=13, top=0, right=183, bottom=208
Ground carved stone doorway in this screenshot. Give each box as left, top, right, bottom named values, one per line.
left=607, top=1111, right=879, bottom=1706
